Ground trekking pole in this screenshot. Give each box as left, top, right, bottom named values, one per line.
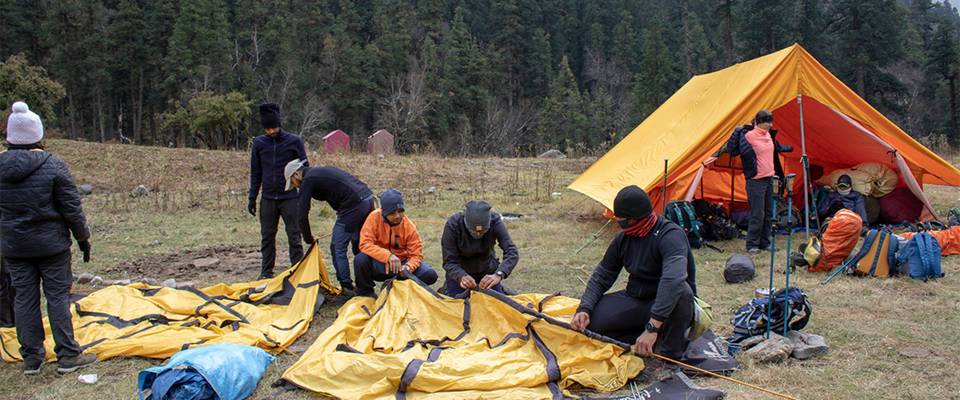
left=574, top=219, right=613, bottom=255
left=766, top=175, right=781, bottom=339
left=820, top=258, right=855, bottom=285
left=782, top=173, right=796, bottom=337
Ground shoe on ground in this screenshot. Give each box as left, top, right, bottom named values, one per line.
left=57, top=353, right=96, bottom=374
left=258, top=272, right=274, bottom=280
left=22, top=359, right=42, bottom=376
left=339, top=288, right=357, bottom=299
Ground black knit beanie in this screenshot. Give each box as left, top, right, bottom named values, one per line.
left=259, top=103, right=282, bottom=129
left=613, top=185, right=653, bottom=219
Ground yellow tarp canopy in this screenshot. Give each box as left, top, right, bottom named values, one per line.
left=281, top=279, right=643, bottom=399
left=569, top=44, right=960, bottom=212
left=0, top=244, right=337, bottom=362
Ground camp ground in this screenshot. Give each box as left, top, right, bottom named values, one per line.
left=2, top=48, right=960, bottom=400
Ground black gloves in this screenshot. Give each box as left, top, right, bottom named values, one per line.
left=78, top=241, right=91, bottom=263
left=247, top=198, right=257, bottom=216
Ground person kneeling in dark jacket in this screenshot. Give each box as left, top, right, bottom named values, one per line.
left=441, top=201, right=519, bottom=297
left=818, top=174, right=868, bottom=223
left=570, top=186, right=697, bottom=377
left=0, top=102, right=96, bottom=375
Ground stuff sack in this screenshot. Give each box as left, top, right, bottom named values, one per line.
left=691, top=297, right=714, bottom=340
left=723, top=254, right=755, bottom=283
left=665, top=200, right=705, bottom=249
left=897, top=232, right=944, bottom=281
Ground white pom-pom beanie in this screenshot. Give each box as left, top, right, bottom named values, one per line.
left=6, top=101, right=44, bottom=145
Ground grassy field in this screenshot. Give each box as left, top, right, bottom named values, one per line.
left=0, top=139, right=958, bottom=399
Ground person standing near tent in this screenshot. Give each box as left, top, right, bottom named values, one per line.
left=818, top=174, right=868, bottom=223
left=726, top=109, right=792, bottom=253
left=248, top=103, right=308, bottom=279
left=0, top=102, right=96, bottom=375
left=570, top=186, right=697, bottom=375
left=353, top=189, right=439, bottom=297
left=285, top=159, right=374, bottom=293
left=441, top=200, right=519, bottom=296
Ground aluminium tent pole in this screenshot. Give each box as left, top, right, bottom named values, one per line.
left=797, top=95, right=811, bottom=239
left=663, top=159, right=669, bottom=214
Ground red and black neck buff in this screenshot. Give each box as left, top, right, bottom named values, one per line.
left=621, top=213, right=658, bottom=237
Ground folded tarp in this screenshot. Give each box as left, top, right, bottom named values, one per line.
left=281, top=279, right=643, bottom=399
left=0, top=244, right=338, bottom=362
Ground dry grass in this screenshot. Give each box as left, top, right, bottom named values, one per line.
left=0, top=140, right=958, bottom=399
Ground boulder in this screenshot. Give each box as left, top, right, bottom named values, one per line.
left=130, top=185, right=150, bottom=198
left=742, top=334, right=794, bottom=364
left=786, top=330, right=829, bottom=360
left=161, top=278, right=177, bottom=288
left=78, top=184, right=94, bottom=195
left=90, top=276, right=104, bottom=287
left=538, top=149, right=566, bottom=159
left=190, top=257, right=221, bottom=269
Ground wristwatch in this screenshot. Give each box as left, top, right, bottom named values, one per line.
left=644, top=321, right=660, bottom=334
left=495, top=270, right=505, bottom=278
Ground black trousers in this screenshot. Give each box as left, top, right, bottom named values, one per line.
left=5, top=251, right=82, bottom=363
left=586, top=285, right=694, bottom=360
left=746, top=177, right=773, bottom=250
left=260, top=198, right=304, bottom=277
left=0, top=258, right=14, bottom=327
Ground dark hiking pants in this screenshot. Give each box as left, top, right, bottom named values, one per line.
left=0, top=258, right=14, bottom=327
left=330, top=196, right=375, bottom=290
left=746, top=177, right=773, bottom=250
left=5, top=251, right=82, bottom=363
left=586, top=285, right=695, bottom=360
left=260, top=198, right=304, bottom=278
left=353, top=252, right=439, bottom=297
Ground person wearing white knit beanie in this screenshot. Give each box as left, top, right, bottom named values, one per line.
left=5, top=101, right=44, bottom=146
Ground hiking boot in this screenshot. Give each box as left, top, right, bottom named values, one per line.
left=22, top=359, right=42, bottom=376
left=258, top=271, right=274, bottom=280
left=57, top=354, right=96, bottom=374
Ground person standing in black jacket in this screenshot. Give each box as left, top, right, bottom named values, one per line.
left=0, top=102, right=95, bottom=375
left=248, top=103, right=308, bottom=279
left=285, top=160, right=374, bottom=293
left=570, top=186, right=697, bottom=366
left=441, top=201, right=519, bottom=297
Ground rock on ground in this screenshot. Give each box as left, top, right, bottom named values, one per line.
left=162, top=278, right=177, bottom=288
left=786, top=330, right=829, bottom=360
left=78, top=184, right=94, bottom=195
left=742, top=334, right=794, bottom=364
left=76, top=272, right=94, bottom=284
left=130, top=185, right=150, bottom=197
left=190, top=257, right=221, bottom=269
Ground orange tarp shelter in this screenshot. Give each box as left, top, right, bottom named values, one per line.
left=570, top=44, right=960, bottom=223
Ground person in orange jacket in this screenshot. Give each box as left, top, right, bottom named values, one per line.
left=354, top=189, right=438, bottom=297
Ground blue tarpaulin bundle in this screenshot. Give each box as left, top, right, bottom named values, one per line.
left=138, top=343, right=275, bottom=400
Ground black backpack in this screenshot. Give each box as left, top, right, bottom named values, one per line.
left=665, top=200, right=705, bottom=249
left=691, top=199, right=739, bottom=241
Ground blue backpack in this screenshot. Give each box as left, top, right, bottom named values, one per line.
left=897, top=232, right=943, bottom=281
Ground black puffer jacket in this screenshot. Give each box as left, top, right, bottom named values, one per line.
left=0, top=150, right=90, bottom=258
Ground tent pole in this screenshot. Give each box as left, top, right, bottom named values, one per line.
left=798, top=94, right=811, bottom=239
left=663, top=159, right=669, bottom=214
left=730, top=168, right=735, bottom=219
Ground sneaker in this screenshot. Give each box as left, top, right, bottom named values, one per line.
left=57, top=354, right=96, bottom=374
left=22, top=359, right=42, bottom=376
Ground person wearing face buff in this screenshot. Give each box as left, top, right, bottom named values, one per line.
left=353, top=189, right=439, bottom=297
left=570, top=186, right=697, bottom=374
left=818, top=174, right=868, bottom=223
left=441, top=200, right=519, bottom=297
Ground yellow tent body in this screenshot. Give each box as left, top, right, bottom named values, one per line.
left=569, top=44, right=960, bottom=220
left=281, top=279, right=643, bottom=399
left=0, top=244, right=337, bottom=362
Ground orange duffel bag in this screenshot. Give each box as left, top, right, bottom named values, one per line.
left=900, top=226, right=960, bottom=256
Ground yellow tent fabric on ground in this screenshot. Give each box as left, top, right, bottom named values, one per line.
left=0, top=244, right=337, bottom=362
left=281, top=279, right=643, bottom=399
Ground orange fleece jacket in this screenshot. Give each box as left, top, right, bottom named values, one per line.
left=359, top=209, right=424, bottom=270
